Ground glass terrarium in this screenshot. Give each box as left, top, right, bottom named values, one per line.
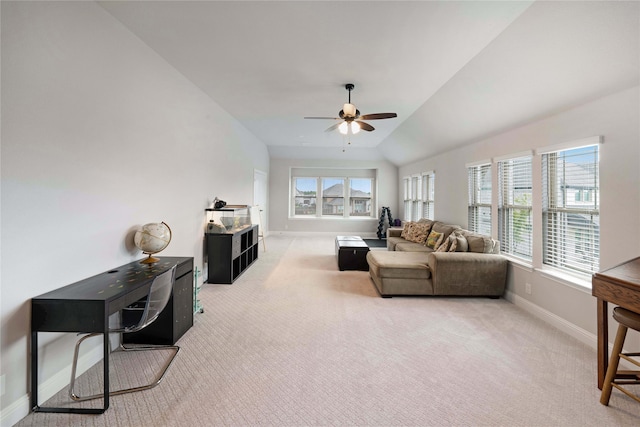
left=205, top=205, right=252, bottom=234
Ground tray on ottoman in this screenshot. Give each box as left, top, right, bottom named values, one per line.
left=335, top=236, right=370, bottom=271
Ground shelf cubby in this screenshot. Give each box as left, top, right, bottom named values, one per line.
left=206, top=224, right=259, bottom=284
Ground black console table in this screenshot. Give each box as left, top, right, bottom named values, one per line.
left=30, top=256, right=193, bottom=414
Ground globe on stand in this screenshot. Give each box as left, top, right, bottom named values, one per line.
left=134, top=222, right=172, bottom=264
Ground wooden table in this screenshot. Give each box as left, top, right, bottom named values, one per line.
left=592, top=256, right=640, bottom=389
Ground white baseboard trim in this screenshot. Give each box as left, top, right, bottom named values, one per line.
left=507, top=290, right=597, bottom=349
left=1, top=395, right=29, bottom=427
left=506, top=291, right=635, bottom=371
left=273, top=230, right=380, bottom=238
left=1, top=343, right=103, bottom=427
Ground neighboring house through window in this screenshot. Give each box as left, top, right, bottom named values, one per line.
left=349, top=178, right=373, bottom=216
left=291, top=168, right=376, bottom=218
left=540, top=139, right=600, bottom=276
left=294, top=177, right=317, bottom=216
left=322, top=178, right=345, bottom=216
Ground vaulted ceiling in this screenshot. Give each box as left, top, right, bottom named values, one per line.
left=99, top=1, right=639, bottom=166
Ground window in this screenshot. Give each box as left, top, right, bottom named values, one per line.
left=291, top=168, right=376, bottom=218
left=294, top=177, right=317, bottom=216
left=349, top=178, right=372, bottom=216
left=403, top=171, right=434, bottom=221
left=322, top=178, right=344, bottom=216
left=411, top=175, right=421, bottom=220
left=403, top=175, right=420, bottom=221
left=402, top=177, right=412, bottom=221
left=421, top=172, right=435, bottom=220
left=498, top=155, right=532, bottom=261
left=468, top=164, right=492, bottom=235
left=542, top=145, right=599, bottom=275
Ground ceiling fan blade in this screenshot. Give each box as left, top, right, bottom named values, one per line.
left=304, top=116, right=341, bottom=120
left=358, top=113, right=397, bottom=120
left=356, top=121, right=375, bottom=132
left=325, top=122, right=342, bottom=132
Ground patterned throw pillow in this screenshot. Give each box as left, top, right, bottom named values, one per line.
left=406, top=222, right=431, bottom=244
left=400, top=222, right=414, bottom=239
left=425, top=230, right=443, bottom=249
left=447, top=234, right=458, bottom=252
left=436, top=237, right=450, bottom=252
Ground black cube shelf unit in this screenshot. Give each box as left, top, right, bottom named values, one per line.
left=206, top=224, right=259, bottom=284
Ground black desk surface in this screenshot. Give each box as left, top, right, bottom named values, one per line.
left=30, top=256, right=193, bottom=414
left=32, top=257, right=192, bottom=333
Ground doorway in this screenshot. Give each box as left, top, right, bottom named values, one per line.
left=253, top=169, right=268, bottom=236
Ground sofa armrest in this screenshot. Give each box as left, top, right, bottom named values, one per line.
left=426, top=252, right=508, bottom=296
left=387, top=227, right=403, bottom=238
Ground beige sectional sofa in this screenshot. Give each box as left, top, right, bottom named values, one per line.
left=366, top=219, right=508, bottom=298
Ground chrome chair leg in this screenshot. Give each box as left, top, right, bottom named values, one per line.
left=69, top=334, right=179, bottom=402
left=69, top=332, right=104, bottom=401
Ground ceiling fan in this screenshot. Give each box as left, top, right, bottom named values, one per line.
left=304, top=84, right=397, bottom=135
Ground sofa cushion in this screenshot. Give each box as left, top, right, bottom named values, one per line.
left=447, top=235, right=457, bottom=252
left=431, top=222, right=461, bottom=242
left=460, top=231, right=498, bottom=254
left=451, top=231, right=468, bottom=252
left=400, top=221, right=414, bottom=239
left=386, top=236, right=406, bottom=251
left=366, top=251, right=431, bottom=279
left=405, top=221, right=431, bottom=244
left=425, top=230, right=444, bottom=249
left=436, top=237, right=450, bottom=252
left=417, top=218, right=434, bottom=228
left=396, top=242, right=433, bottom=252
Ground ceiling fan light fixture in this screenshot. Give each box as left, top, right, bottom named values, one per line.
left=304, top=83, right=397, bottom=137
left=343, top=103, right=357, bottom=117
left=338, top=121, right=349, bottom=135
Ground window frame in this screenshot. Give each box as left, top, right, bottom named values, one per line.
left=403, top=171, right=435, bottom=221
left=291, top=169, right=376, bottom=219
left=540, top=142, right=600, bottom=277
left=402, top=176, right=411, bottom=222
left=467, top=163, right=492, bottom=235
left=498, top=154, right=533, bottom=261
left=292, top=177, right=318, bottom=217
left=349, top=177, right=374, bottom=217
left=421, top=171, right=435, bottom=220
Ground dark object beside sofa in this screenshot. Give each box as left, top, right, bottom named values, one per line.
left=335, top=236, right=369, bottom=271
left=366, top=219, right=507, bottom=297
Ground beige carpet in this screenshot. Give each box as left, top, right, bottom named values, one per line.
left=17, top=235, right=640, bottom=426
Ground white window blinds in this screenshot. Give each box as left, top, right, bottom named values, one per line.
left=542, top=145, right=599, bottom=275
left=411, top=175, right=421, bottom=221
left=467, top=164, right=491, bottom=235
left=402, top=177, right=412, bottom=221
left=403, top=172, right=434, bottom=221
left=498, top=155, right=532, bottom=260
left=421, top=172, right=435, bottom=220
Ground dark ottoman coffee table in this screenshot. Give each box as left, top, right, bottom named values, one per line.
left=335, top=236, right=370, bottom=271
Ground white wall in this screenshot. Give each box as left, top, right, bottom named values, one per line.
left=398, top=86, right=640, bottom=344
left=269, top=157, right=398, bottom=235
left=0, top=2, right=269, bottom=424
